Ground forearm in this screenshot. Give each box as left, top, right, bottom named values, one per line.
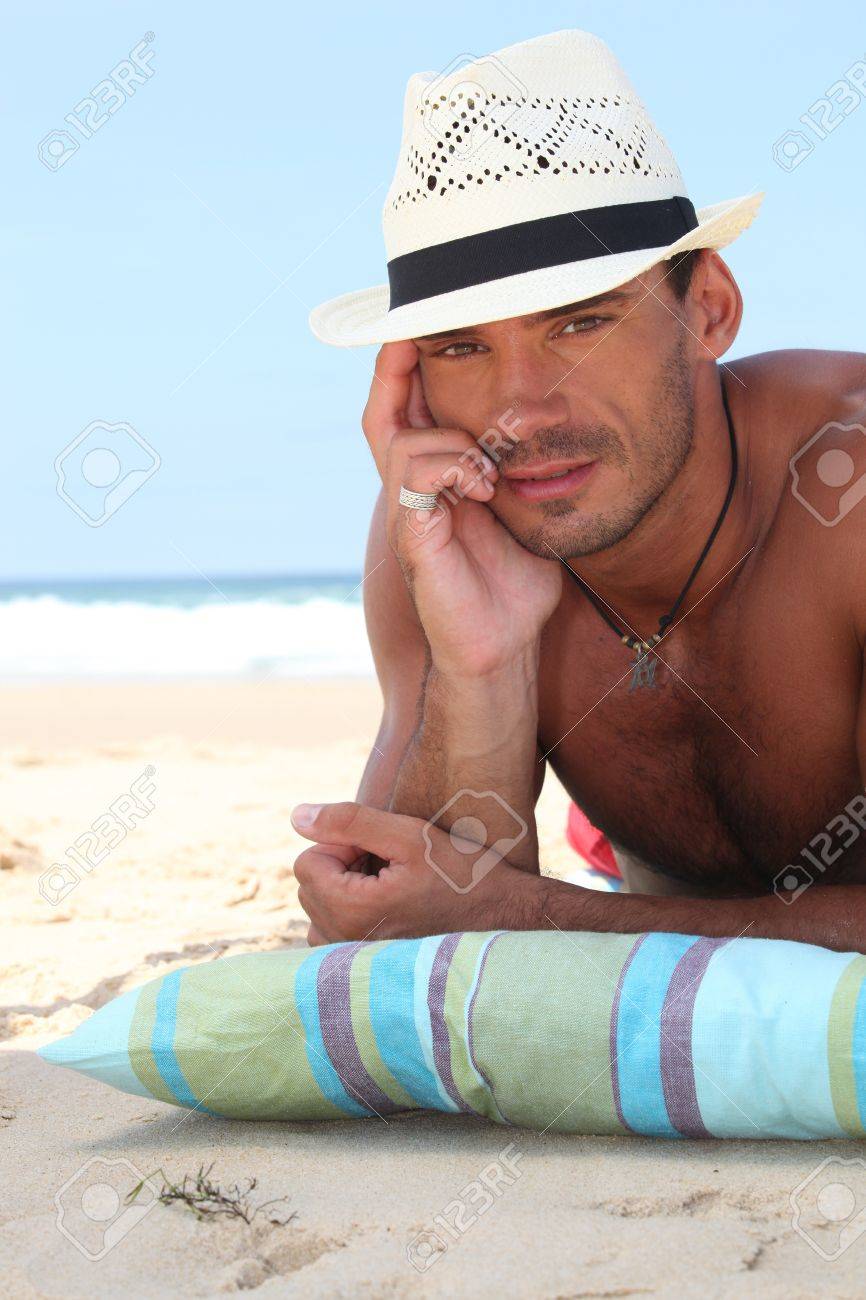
left=516, top=875, right=866, bottom=954
left=389, top=647, right=541, bottom=871
left=356, top=714, right=408, bottom=810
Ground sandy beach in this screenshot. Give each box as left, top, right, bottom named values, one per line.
left=2, top=678, right=864, bottom=1297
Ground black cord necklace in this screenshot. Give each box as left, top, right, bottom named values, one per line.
left=561, top=372, right=739, bottom=691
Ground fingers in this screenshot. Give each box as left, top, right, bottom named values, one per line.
left=293, top=844, right=352, bottom=944
left=388, top=429, right=487, bottom=461
left=362, top=342, right=421, bottom=471
left=293, top=835, right=391, bottom=946
left=292, top=842, right=354, bottom=887
left=291, top=801, right=425, bottom=861
left=361, top=346, right=497, bottom=542
left=400, top=451, right=496, bottom=503
left=406, top=365, right=434, bottom=429
left=386, top=432, right=498, bottom=541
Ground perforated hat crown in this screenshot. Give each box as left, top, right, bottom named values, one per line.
left=310, top=29, right=762, bottom=347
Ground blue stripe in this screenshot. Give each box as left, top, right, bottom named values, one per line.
left=852, top=969, right=866, bottom=1130
left=151, top=969, right=214, bottom=1113
left=615, top=932, right=698, bottom=1137
left=38, top=986, right=153, bottom=1099
left=368, top=939, right=448, bottom=1111
left=413, top=935, right=460, bottom=1112
left=293, top=947, right=370, bottom=1117
left=692, top=936, right=847, bottom=1138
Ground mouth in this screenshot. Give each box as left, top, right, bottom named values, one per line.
left=503, top=459, right=597, bottom=502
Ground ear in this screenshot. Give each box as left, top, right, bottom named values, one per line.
left=687, top=251, right=743, bottom=361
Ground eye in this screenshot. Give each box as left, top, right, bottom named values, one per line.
left=554, top=316, right=607, bottom=337
left=434, top=341, right=485, bottom=359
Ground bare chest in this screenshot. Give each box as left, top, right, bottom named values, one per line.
left=538, top=567, right=864, bottom=893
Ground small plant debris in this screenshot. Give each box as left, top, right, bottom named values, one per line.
left=127, top=1163, right=295, bottom=1225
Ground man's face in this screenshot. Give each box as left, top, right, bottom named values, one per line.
left=413, top=263, right=697, bottom=561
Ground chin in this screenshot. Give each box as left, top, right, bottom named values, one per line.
left=501, top=502, right=641, bottom=560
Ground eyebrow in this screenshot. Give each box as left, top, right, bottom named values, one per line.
left=416, top=289, right=635, bottom=342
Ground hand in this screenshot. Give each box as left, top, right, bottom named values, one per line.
left=290, top=801, right=542, bottom=944
left=362, top=341, right=562, bottom=677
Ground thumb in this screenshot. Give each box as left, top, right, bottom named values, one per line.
left=290, top=801, right=425, bottom=860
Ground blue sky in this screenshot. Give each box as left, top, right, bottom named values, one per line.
left=4, top=0, right=864, bottom=580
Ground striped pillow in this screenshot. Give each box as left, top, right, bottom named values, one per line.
left=38, top=930, right=866, bottom=1137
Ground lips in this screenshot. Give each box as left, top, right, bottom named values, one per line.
left=503, top=460, right=597, bottom=502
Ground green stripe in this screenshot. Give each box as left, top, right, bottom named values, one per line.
left=347, top=942, right=416, bottom=1111
left=128, top=976, right=177, bottom=1105
left=173, top=951, right=347, bottom=1121
left=470, top=931, right=633, bottom=1134
left=444, top=934, right=500, bottom=1119
left=828, top=954, right=866, bottom=1136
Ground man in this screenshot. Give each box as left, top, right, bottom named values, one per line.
left=294, top=30, right=866, bottom=951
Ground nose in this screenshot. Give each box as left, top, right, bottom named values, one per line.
left=481, top=371, right=571, bottom=453
left=478, top=335, right=572, bottom=447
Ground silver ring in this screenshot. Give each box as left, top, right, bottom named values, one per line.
left=399, top=486, right=440, bottom=510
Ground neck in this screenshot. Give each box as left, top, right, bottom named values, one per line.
left=566, top=365, right=758, bottom=637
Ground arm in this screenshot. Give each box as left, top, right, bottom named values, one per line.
left=353, top=489, right=428, bottom=811
left=534, top=877, right=866, bottom=953
left=292, top=803, right=866, bottom=955
left=297, top=634, right=866, bottom=951
left=389, top=656, right=544, bottom=872
left=299, top=494, right=866, bottom=952
left=360, top=489, right=545, bottom=870
left=355, top=343, right=561, bottom=872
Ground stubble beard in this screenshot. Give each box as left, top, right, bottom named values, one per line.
left=494, top=335, right=696, bottom=560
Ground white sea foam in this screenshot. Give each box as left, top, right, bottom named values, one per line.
left=0, top=595, right=374, bottom=677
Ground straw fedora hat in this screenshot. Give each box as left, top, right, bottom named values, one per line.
left=309, top=29, right=762, bottom=347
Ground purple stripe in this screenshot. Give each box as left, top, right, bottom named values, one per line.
left=466, top=932, right=511, bottom=1123
left=428, top=933, right=477, bottom=1114
left=609, top=935, right=649, bottom=1133
left=316, top=943, right=401, bottom=1117
left=659, top=937, right=730, bottom=1138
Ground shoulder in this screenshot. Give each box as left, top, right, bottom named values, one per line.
left=729, top=349, right=866, bottom=444
left=729, top=349, right=866, bottom=519
left=732, top=348, right=866, bottom=389
left=734, top=352, right=866, bottom=637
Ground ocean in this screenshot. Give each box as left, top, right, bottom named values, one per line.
left=0, top=574, right=374, bottom=678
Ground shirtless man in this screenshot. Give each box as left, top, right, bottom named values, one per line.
left=293, top=33, right=866, bottom=952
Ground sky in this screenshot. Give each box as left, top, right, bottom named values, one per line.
left=3, top=0, right=864, bottom=580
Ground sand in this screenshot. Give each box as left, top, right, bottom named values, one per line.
left=1, top=677, right=864, bottom=1298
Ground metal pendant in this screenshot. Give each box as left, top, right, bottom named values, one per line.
left=628, top=647, right=658, bottom=691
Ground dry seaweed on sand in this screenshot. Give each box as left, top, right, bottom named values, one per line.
left=127, top=1163, right=296, bottom=1225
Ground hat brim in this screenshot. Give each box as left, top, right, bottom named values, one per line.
left=309, top=192, right=763, bottom=348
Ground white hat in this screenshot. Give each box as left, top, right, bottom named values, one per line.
left=309, top=30, right=763, bottom=348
